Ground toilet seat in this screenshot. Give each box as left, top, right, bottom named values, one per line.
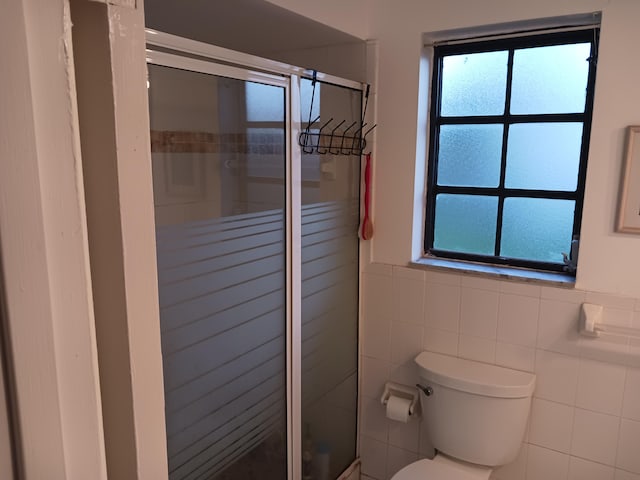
left=390, top=455, right=492, bottom=480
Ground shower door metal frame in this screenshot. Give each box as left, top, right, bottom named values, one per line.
left=145, top=29, right=363, bottom=93
left=147, top=43, right=301, bottom=480
left=146, top=30, right=365, bottom=480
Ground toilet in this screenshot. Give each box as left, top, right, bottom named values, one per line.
left=391, top=351, right=536, bottom=480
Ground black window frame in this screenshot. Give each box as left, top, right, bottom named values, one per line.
left=424, top=28, right=599, bottom=273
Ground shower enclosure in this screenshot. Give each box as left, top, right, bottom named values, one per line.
left=146, top=33, right=362, bottom=480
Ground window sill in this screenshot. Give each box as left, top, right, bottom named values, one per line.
left=409, top=256, right=576, bottom=288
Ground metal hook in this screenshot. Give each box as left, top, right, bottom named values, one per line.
left=349, top=123, right=368, bottom=155
left=297, top=82, right=378, bottom=157
left=305, top=115, right=321, bottom=130
left=315, top=117, right=334, bottom=154
left=340, top=122, right=358, bottom=155
left=361, top=123, right=377, bottom=155
left=352, top=123, right=367, bottom=138
left=300, top=115, right=321, bottom=153
left=299, top=131, right=313, bottom=154
left=363, top=123, right=377, bottom=138
left=327, top=120, right=345, bottom=155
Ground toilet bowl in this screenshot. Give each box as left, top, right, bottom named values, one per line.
left=390, top=351, right=536, bottom=480
left=391, top=454, right=492, bottom=480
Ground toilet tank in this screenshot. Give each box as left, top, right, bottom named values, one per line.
left=415, top=351, right=536, bottom=467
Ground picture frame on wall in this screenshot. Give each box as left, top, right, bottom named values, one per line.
left=617, top=126, right=640, bottom=233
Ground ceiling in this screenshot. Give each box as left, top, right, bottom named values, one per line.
left=144, top=0, right=364, bottom=58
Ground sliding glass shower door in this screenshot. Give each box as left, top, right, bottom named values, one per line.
left=148, top=59, right=289, bottom=480
left=146, top=39, right=363, bottom=480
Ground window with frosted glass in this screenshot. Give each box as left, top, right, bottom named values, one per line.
left=425, top=29, right=599, bottom=272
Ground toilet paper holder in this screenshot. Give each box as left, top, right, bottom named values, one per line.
left=380, top=382, right=420, bottom=417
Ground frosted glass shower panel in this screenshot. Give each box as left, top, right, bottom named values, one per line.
left=148, top=64, right=287, bottom=480
left=299, top=78, right=360, bottom=480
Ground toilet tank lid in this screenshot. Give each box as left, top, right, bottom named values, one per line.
left=415, top=351, right=536, bottom=398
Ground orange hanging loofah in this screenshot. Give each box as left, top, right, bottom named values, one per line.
left=360, top=153, right=374, bottom=240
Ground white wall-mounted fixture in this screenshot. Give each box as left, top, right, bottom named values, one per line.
left=579, top=302, right=640, bottom=339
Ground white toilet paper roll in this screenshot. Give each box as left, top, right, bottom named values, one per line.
left=386, top=395, right=412, bottom=423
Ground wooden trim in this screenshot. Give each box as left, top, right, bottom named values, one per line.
left=0, top=0, right=107, bottom=478
left=71, top=0, right=168, bottom=478
left=0, top=261, right=17, bottom=480
left=87, top=0, right=136, bottom=8
left=616, top=126, right=640, bottom=233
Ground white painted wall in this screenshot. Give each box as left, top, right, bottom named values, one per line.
left=270, top=0, right=640, bottom=298
left=366, top=0, right=640, bottom=299
left=272, top=42, right=367, bottom=83
left=265, top=0, right=370, bottom=41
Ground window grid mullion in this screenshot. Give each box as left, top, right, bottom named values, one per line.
left=425, top=54, right=445, bottom=252
left=438, top=112, right=585, bottom=125
left=571, top=35, right=599, bottom=237
left=495, top=48, right=515, bottom=257
left=432, top=186, right=579, bottom=200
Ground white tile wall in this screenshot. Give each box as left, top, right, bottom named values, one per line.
left=568, top=457, right=615, bottom=480
left=360, top=435, right=387, bottom=480
left=360, top=264, right=640, bottom=480
left=499, top=280, right=541, bottom=298
left=424, top=282, right=460, bottom=332
left=529, top=398, right=574, bottom=453
left=571, top=408, right=619, bottom=466
left=361, top=395, right=388, bottom=442
left=497, top=294, right=539, bottom=347
left=392, top=268, right=425, bottom=326
left=362, top=273, right=393, bottom=360
left=495, top=342, right=536, bottom=372
left=615, top=470, right=640, bottom=480
left=622, top=368, right=640, bottom=421
left=537, top=300, right=582, bottom=356
left=390, top=321, right=423, bottom=365
left=526, top=444, right=570, bottom=480
left=616, top=419, right=640, bottom=475
left=492, top=443, right=528, bottom=480
left=575, top=359, right=626, bottom=415
left=458, top=334, right=496, bottom=363
left=422, top=326, right=458, bottom=356
left=460, top=288, right=499, bottom=339
left=534, top=350, right=579, bottom=405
